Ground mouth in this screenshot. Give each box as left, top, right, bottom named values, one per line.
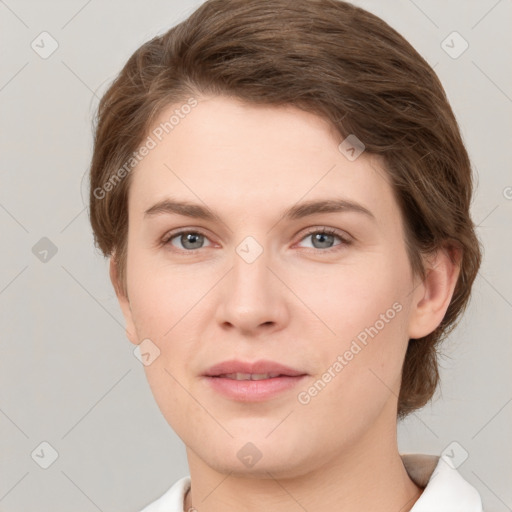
left=202, top=360, right=308, bottom=402
left=212, top=372, right=294, bottom=380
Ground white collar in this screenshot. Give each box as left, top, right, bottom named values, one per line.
left=402, top=453, right=483, bottom=511
left=140, top=453, right=483, bottom=511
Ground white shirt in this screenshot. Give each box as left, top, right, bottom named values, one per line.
left=140, top=453, right=483, bottom=512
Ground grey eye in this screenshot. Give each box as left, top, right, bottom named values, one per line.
left=169, top=232, right=212, bottom=250
left=298, top=230, right=343, bottom=250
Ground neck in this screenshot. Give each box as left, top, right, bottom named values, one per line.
left=184, top=410, right=422, bottom=512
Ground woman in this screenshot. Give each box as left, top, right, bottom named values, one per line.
left=88, top=1, right=484, bottom=510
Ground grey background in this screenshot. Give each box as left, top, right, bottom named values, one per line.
left=0, top=0, right=511, bottom=511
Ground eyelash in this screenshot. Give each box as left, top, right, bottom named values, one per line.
left=161, top=227, right=352, bottom=254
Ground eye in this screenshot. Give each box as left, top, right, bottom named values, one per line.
left=163, top=230, right=213, bottom=251
left=296, top=227, right=350, bottom=252
left=161, top=227, right=351, bottom=253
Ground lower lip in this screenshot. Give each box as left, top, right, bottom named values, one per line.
left=202, top=375, right=308, bottom=402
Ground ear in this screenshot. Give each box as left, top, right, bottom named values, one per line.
left=407, top=244, right=462, bottom=339
left=109, top=257, right=138, bottom=345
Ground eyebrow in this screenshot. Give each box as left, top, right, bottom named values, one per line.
left=143, top=197, right=376, bottom=222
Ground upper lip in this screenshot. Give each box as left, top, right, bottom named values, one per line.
left=203, top=359, right=307, bottom=377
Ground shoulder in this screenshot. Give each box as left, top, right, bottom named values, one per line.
left=139, top=475, right=191, bottom=512
left=402, top=453, right=484, bottom=512
left=137, top=455, right=485, bottom=512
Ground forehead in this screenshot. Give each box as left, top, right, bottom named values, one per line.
left=128, top=96, right=399, bottom=226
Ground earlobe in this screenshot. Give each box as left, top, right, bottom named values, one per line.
left=407, top=244, right=462, bottom=340
left=109, top=257, right=138, bottom=345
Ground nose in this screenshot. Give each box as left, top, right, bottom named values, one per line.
left=215, top=244, right=289, bottom=336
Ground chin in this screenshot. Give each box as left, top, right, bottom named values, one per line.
left=194, top=434, right=320, bottom=479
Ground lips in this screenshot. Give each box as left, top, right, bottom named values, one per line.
left=201, top=359, right=308, bottom=402
left=203, top=359, right=307, bottom=378
left=217, top=372, right=282, bottom=380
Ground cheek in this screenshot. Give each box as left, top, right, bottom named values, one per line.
left=126, top=247, right=208, bottom=338
left=129, top=271, right=202, bottom=437
left=295, top=310, right=408, bottom=443
left=308, top=255, right=409, bottom=342
left=302, top=254, right=411, bottom=404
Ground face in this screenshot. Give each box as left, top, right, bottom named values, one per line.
left=115, top=95, right=437, bottom=478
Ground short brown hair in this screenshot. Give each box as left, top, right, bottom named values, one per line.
left=89, top=0, right=482, bottom=418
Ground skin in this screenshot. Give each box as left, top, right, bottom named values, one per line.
left=111, top=96, right=460, bottom=512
